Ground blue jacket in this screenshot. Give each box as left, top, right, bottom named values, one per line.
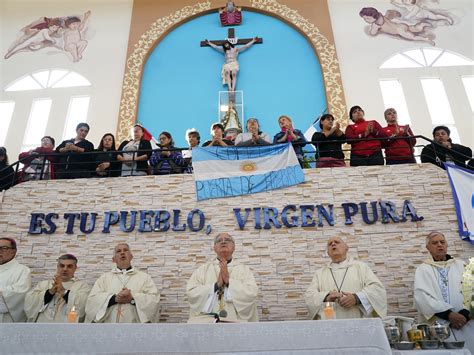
left=273, top=129, right=307, bottom=158
left=149, top=149, right=186, bottom=175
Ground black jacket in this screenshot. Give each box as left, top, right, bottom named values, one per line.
left=421, top=142, right=472, bottom=169
left=117, top=139, right=152, bottom=174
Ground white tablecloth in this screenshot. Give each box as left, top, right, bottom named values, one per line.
left=393, top=350, right=471, bottom=355
left=0, top=318, right=391, bottom=354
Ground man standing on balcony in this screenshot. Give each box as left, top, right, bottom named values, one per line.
left=421, top=126, right=472, bottom=169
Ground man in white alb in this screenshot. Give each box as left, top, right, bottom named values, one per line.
left=187, top=233, right=259, bottom=322
left=85, top=243, right=160, bottom=323
left=305, top=236, right=387, bottom=319
left=414, top=232, right=472, bottom=351
left=24, top=253, right=91, bottom=322
left=0, top=237, right=31, bottom=322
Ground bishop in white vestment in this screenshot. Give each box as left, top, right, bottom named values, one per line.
left=305, top=236, right=387, bottom=319
left=85, top=243, right=160, bottom=323
left=24, top=254, right=91, bottom=322
left=0, top=238, right=31, bottom=323
left=187, top=233, right=259, bottom=322
left=414, top=232, right=473, bottom=352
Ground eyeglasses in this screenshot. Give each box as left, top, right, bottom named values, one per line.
left=215, top=238, right=234, bottom=245
left=0, top=246, right=14, bottom=251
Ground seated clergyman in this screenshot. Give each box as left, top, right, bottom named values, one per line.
left=186, top=233, right=259, bottom=322
left=24, top=254, right=91, bottom=322
left=414, top=232, right=472, bottom=350
left=0, top=237, right=31, bottom=323
left=305, top=236, right=387, bottom=319
left=85, top=243, right=160, bottom=323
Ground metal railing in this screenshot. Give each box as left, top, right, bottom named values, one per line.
left=0, top=135, right=471, bottom=192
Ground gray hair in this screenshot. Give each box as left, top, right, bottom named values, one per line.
left=426, top=231, right=445, bottom=246
left=114, top=243, right=130, bottom=254
left=327, top=236, right=348, bottom=245
left=213, top=233, right=234, bottom=245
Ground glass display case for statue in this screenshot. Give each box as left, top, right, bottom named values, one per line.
left=218, top=90, right=244, bottom=132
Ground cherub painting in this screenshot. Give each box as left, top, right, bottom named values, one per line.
left=63, top=11, right=91, bottom=62
left=4, top=10, right=91, bottom=62
left=360, top=7, right=435, bottom=45
left=4, top=17, right=63, bottom=59
left=390, top=0, right=454, bottom=26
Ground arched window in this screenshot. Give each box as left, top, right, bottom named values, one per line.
left=1, top=69, right=92, bottom=153
left=5, top=69, right=91, bottom=92
left=378, top=48, right=473, bottom=150
left=380, top=48, right=474, bottom=69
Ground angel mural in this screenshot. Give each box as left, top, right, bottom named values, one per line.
left=359, top=1, right=455, bottom=46
left=63, top=11, right=91, bottom=62
left=4, top=10, right=91, bottom=62
left=390, top=0, right=453, bottom=25
left=359, top=7, right=434, bottom=45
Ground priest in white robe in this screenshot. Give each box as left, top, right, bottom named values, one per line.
left=414, top=232, right=473, bottom=352
left=85, top=243, right=160, bottom=323
left=0, top=237, right=31, bottom=323
left=186, top=233, right=259, bottom=322
left=305, top=236, right=387, bottom=319
left=24, top=254, right=91, bottom=322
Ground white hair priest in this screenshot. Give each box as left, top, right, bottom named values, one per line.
left=85, top=243, right=160, bottom=323
left=186, top=233, right=259, bottom=322
left=414, top=232, right=473, bottom=352
left=305, top=236, right=387, bottom=319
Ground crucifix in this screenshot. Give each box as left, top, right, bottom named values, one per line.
left=201, top=28, right=263, bottom=132
left=201, top=28, right=263, bottom=94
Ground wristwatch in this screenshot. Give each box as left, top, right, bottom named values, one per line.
left=130, top=299, right=136, bottom=305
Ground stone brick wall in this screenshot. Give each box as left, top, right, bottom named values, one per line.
left=0, top=164, right=472, bottom=322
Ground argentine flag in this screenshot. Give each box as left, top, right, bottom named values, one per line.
left=192, top=143, right=305, bottom=201
left=445, top=162, right=474, bottom=244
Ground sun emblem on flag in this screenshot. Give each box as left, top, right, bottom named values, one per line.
left=240, top=161, right=257, bottom=172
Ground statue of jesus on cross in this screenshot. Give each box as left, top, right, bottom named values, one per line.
left=202, top=28, right=262, bottom=92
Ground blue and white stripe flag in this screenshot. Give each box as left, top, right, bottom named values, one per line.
left=193, top=143, right=305, bottom=201
left=445, top=162, right=474, bottom=244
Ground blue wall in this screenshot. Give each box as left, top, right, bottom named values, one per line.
left=138, top=11, right=326, bottom=147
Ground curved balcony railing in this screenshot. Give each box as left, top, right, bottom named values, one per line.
left=0, top=135, right=472, bottom=192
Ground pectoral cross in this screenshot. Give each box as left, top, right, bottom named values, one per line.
left=217, top=287, right=228, bottom=318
